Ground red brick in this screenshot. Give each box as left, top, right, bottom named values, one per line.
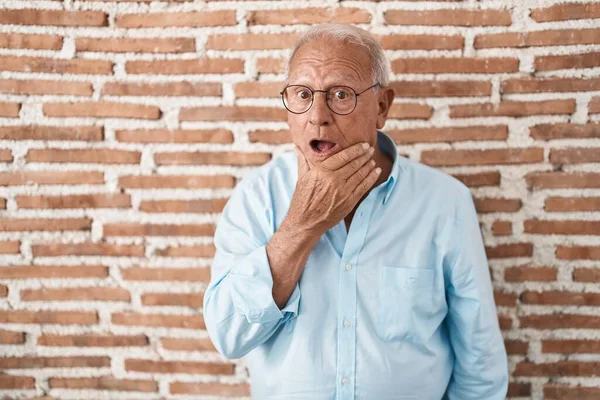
left=551, top=147, right=600, bottom=164
left=0, top=329, right=25, bottom=344
left=520, top=314, right=600, bottom=329
left=140, top=199, right=227, bottom=213
left=170, top=381, right=250, bottom=396
left=392, top=57, right=518, bottom=73
left=21, top=287, right=130, bottom=302
left=505, top=339, right=528, bottom=355
left=1, top=356, right=109, bottom=369
left=0, top=125, right=102, bottom=141
left=450, top=100, right=575, bottom=118
left=535, top=52, right=600, bottom=71
left=0, top=55, right=112, bottom=75
left=543, top=340, right=600, bottom=354
left=503, top=77, right=600, bottom=93
left=104, top=81, right=221, bottom=97
left=504, top=266, right=557, bottom=282
left=116, top=128, right=232, bottom=143
left=589, top=97, right=600, bottom=114
left=0, top=197, right=5, bottom=209
left=531, top=3, right=600, bottom=22
left=391, top=81, right=491, bottom=97
left=0, top=240, right=20, bottom=254
left=544, top=384, right=600, bottom=400
left=485, top=243, right=533, bottom=259
left=379, top=34, right=463, bottom=50
left=494, top=291, right=517, bottom=306
left=0, top=79, right=92, bottom=96
left=0, top=171, right=104, bottom=186
left=126, top=58, right=243, bottom=74
left=141, top=292, right=203, bottom=307
left=0, top=33, right=62, bottom=50
left=0, top=284, right=7, bottom=297
left=126, top=358, right=232, bottom=374
left=558, top=246, right=600, bottom=260
left=248, top=8, right=371, bottom=25
left=49, top=376, right=157, bottom=392
left=207, top=33, right=297, bottom=50
left=235, top=81, right=282, bottom=98
left=508, top=382, right=531, bottom=397
left=17, top=194, right=130, bottom=209
left=26, top=148, right=141, bottom=164
left=0, top=148, right=13, bottom=161
left=155, top=245, right=216, bottom=258
left=491, top=221, right=512, bottom=236
left=521, top=291, right=600, bottom=306
left=385, top=9, right=511, bottom=26
left=180, top=106, right=287, bottom=122
left=545, top=197, right=600, bottom=212
left=121, top=267, right=210, bottom=282
left=421, top=148, right=543, bottom=166
left=248, top=130, right=291, bottom=144
left=43, top=102, right=161, bottom=119
left=0, top=265, right=108, bottom=279
left=515, top=361, right=600, bottom=377
left=474, top=197, right=521, bottom=213
left=116, top=10, right=236, bottom=28
left=155, top=151, right=271, bottom=166
left=119, top=174, right=235, bottom=189
left=0, top=310, right=98, bottom=325
left=31, top=242, right=144, bottom=257
left=389, top=125, right=506, bottom=144
left=39, top=334, right=148, bottom=347
left=0, top=375, right=35, bottom=390
left=388, top=103, right=433, bottom=119
left=573, top=268, right=600, bottom=282
left=112, top=312, right=205, bottom=329
left=0, top=102, right=19, bottom=117
left=530, top=123, right=600, bottom=140
left=104, top=223, right=214, bottom=237
left=257, top=57, right=285, bottom=73
left=160, top=337, right=216, bottom=352
left=526, top=172, right=600, bottom=189
left=475, top=28, right=600, bottom=48
left=0, top=218, right=91, bottom=232
left=0, top=9, right=107, bottom=26
left=525, top=220, right=600, bottom=235
left=498, top=315, right=512, bottom=330
left=452, top=171, right=501, bottom=187
left=77, top=37, right=195, bottom=53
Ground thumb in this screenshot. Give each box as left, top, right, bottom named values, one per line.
left=294, top=145, right=310, bottom=178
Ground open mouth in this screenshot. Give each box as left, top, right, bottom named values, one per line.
left=309, top=139, right=339, bottom=157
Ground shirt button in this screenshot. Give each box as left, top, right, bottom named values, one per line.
left=345, top=263, right=352, bottom=271
left=343, top=319, right=351, bottom=327
left=341, top=376, right=349, bottom=384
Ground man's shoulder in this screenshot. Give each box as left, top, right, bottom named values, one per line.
left=233, top=150, right=296, bottom=199
left=399, top=156, right=471, bottom=201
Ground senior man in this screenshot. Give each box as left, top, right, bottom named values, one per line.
left=203, top=24, right=508, bottom=400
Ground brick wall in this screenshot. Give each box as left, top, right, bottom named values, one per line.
left=0, top=0, right=599, bottom=399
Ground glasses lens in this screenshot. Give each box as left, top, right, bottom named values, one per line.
left=327, top=86, right=356, bottom=115
left=283, top=86, right=313, bottom=113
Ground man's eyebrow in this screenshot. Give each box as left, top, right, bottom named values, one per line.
left=287, top=77, right=362, bottom=88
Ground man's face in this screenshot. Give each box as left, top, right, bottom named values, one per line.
left=285, top=40, right=385, bottom=167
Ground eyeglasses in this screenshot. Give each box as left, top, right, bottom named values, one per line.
left=280, top=82, right=380, bottom=115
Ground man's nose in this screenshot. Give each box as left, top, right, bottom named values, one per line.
left=308, top=92, right=332, bottom=126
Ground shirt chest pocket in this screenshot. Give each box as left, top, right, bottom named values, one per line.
left=376, top=266, right=438, bottom=344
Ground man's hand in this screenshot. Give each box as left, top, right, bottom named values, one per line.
left=285, top=142, right=381, bottom=236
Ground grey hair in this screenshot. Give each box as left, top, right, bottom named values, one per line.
left=286, top=24, right=391, bottom=87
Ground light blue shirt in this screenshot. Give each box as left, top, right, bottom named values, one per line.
left=203, top=130, right=508, bottom=400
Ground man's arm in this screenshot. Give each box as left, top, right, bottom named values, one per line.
left=202, top=179, right=317, bottom=360
left=443, top=186, right=509, bottom=399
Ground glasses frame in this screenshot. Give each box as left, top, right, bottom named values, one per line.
left=280, top=82, right=381, bottom=115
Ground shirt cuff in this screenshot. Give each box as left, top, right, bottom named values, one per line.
left=228, top=245, right=301, bottom=324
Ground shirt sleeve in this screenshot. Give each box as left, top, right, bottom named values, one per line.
left=443, top=187, right=509, bottom=399
left=202, top=176, right=301, bottom=360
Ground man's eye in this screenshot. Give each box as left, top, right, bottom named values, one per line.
left=297, top=91, right=310, bottom=100
left=334, top=90, right=349, bottom=100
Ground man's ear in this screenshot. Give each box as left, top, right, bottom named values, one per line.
left=376, top=87, right=395, bottom=130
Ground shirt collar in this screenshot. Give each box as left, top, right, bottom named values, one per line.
left=376, top=129, right=402, bottom=205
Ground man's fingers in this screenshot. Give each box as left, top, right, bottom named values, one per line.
left=346, top=157, right=379, bottom=192
left=321, top=141, right=371, bottom=171
left=295, top=145, right=310, bottom=179
left=349, top=164, right=381, bottom=201
left=337, top=146, right=375, bottom=179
